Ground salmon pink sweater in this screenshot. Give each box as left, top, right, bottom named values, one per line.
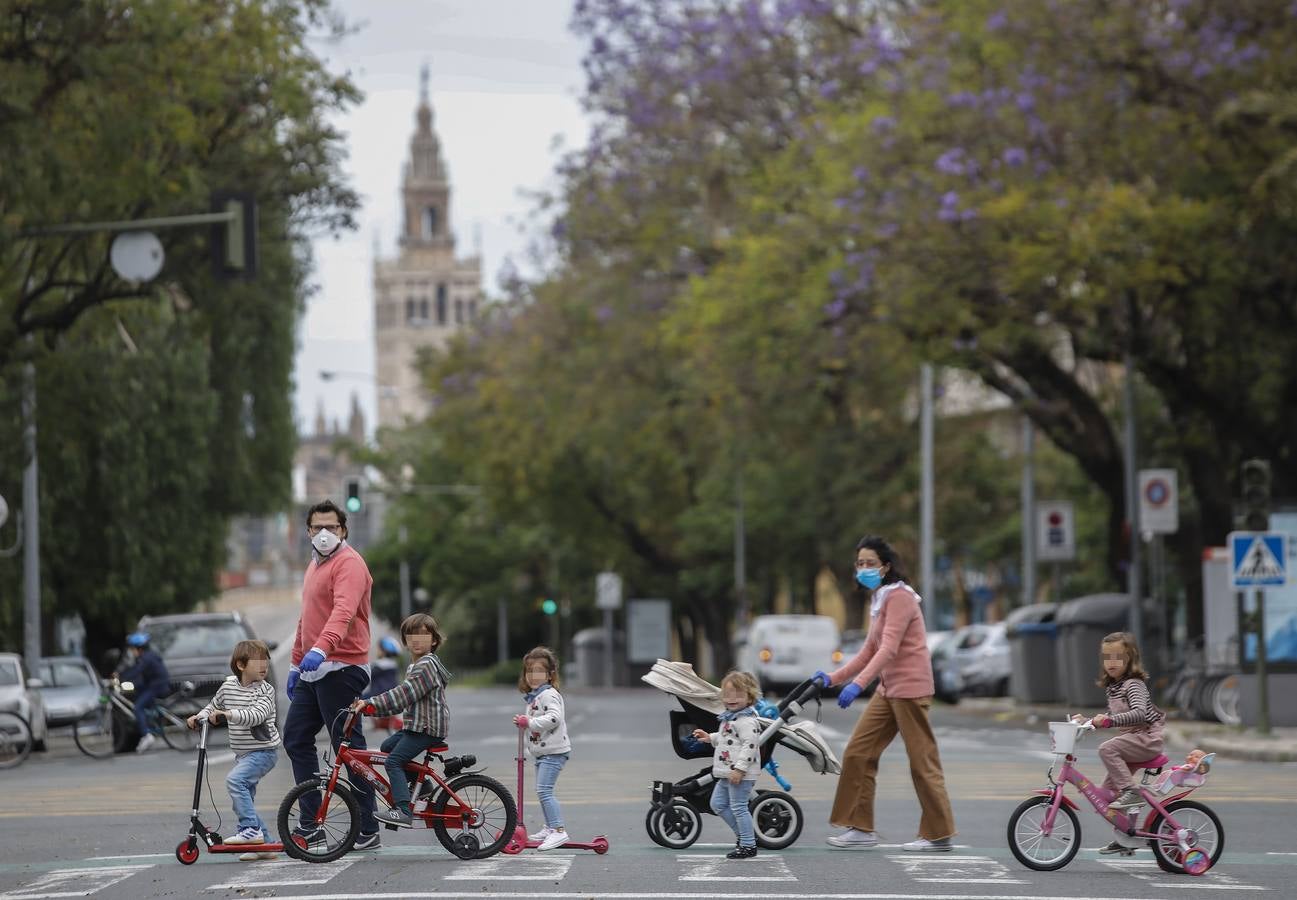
left=292, top=544, right=372, bottom=667
left=829, top=582, right=934, bottom=699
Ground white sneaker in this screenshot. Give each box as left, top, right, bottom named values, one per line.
left=901, top=837, right=954, bottom=852
left=135, top=733, right=158, bottom=753
left=537, top=830, right=569, bottom=851
left=826, top=828, right=879, bottom=848
left=224, top=827, right=266, bottom=845
left=528, top=826, right=555, bottom=842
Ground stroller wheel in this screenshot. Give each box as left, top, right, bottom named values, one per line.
left=646, top=800, right=702, bottom=849
left=750, top=790, right=803, bottom=850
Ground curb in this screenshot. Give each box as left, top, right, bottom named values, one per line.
left=954, top=698, right=1297, bottom=763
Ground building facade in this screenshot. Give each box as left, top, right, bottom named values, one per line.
left=374, top=68, right=483, bottom=428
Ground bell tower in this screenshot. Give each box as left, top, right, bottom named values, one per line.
left=401, top=63, right=452, bottom=249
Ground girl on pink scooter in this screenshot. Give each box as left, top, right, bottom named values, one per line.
left=514, top=647, right=571, bottom=851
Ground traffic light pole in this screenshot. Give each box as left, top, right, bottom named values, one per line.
left=1256, top=588, right=1270, bottom=735
left=22, top=353, right=40, bottom=673
left=398, top=524, right=412, bottom=622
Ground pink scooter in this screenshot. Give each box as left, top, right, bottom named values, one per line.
left=502, top=722, right=609, bottom=855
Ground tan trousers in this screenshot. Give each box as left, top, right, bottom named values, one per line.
left=830, top=693, right=956, bottom=841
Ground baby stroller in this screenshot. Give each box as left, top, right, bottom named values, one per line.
left=641, top=660, right=841, bottom=850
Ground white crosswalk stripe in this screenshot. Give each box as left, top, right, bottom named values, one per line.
left=676, top=854, right=796, bottom=881
left=445, top=852, right=576, bottom=880
left=1100, top=858, right=1270, bottom=891
left=886, top=854, right=1029, bottom=885
left=206, top=859, right=354, bottom=891
left=0, top=865, right=153, bottom=899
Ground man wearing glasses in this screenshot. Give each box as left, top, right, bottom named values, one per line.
left=283, top=500, right=381, bottom=850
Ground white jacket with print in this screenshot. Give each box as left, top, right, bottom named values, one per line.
left=709, top=712, right=761, bottom=780
left=524, top=685, right=571, bottom=757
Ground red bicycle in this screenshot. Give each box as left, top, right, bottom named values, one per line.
left=277, top=709, right=516, bottom=863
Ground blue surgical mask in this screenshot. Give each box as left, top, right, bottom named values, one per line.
left=855, top=567, right=883, bottom=590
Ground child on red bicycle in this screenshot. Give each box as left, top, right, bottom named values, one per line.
left=350, top=613, right=451, bottom=828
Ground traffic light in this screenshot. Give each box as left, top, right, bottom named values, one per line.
left=1241, top=458, right=1271, bottom=531
left=540, top=597, right=557, bottom=616
left=345, top=478, right=363, bottom=514
left=210, top=191, right=258, bottom=280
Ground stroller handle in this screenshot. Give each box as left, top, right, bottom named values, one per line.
left=775, top=678, right=823, bottom=718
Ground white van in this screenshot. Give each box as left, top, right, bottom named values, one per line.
left=739, top=615, right=843, bottom=693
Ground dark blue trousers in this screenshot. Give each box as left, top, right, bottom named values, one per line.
left=284, top=665, right=377, bottom=834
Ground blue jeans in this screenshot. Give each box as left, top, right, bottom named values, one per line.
left=284, top=665, right=377, bottom=834
left=710, top=778, right=756, bottom=848
left=380, top=730, right=442, bottom=812
left=534, top=752, right=569, bottom=829
left=133, top=687, right=162, bottom=737
left=227, top=748, right=278, bottom=833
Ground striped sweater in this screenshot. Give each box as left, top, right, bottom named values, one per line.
left=368, top=652, right=451, bottom=738
left=1105, top=677, right=1166, bottom=729
left=196, top=676, right=281, bottom=752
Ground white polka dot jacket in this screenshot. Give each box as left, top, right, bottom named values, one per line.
left=523, top=684, right=571, bottom=757
left=708, top=709, right=761, bottom=780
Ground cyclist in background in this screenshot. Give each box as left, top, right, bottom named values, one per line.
left=115, top=631, right=171, bottom=753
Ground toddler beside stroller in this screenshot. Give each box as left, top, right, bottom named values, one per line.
left=641, top=660, right=841, bottom=850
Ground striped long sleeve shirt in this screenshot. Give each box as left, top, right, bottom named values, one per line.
left=368, top=652, right=451, bottom=738
left=197, top=676, right=280, bottom=753
left=1105, top=677, right=1166, bottom=729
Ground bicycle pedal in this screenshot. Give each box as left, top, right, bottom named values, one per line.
left=383, top=823, right=399, bottom=831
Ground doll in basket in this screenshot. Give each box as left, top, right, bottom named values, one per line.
left=1151, top=748, right=1215, bottom=795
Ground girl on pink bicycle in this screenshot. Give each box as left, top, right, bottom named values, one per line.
left=1076, top=631, right=1166, bottom=853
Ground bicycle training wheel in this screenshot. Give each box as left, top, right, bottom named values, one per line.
left=432, top=773, right=517, bottom=859
left=73, top=703, right=116, bottom=759
left=159, top=708, right=198, bottom=751
left=1007, top=795, right=1080, bottom=871
left=0, top=711, right=33, bottom=769
left=1148, top=799, right=1224, bottom=875
left=278, top=777, right=361, bottom=863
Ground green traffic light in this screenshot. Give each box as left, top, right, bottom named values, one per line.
left=541, top=598, right=558, bottom=615
left=345, top=497, right=361, bottom=513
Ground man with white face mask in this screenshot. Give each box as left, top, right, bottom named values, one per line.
left=283, top=500, right=380, bottom=850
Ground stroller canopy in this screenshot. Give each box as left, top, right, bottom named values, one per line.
left=642, top=659, right=842, bottom=775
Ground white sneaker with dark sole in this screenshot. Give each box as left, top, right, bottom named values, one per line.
left=826, top=828, right=880, bottom=848
left=537, top=830, right=569, bottom=851
left=901, top=837, right=953, bottom=852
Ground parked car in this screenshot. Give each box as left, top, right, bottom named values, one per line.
left=926, top=630, right=962, bottom=704
left=950, top=623, right=1011, bottom=697
left=739, top=614, right=843, bottom=694
left=34, top=656, right=102, bottom=728
left=134, top=611, right=278, bottom=712
left=0, top=652, right=49, bottom=750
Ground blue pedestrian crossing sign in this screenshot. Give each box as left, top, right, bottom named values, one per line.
left=1228, top=531, right=1288, bottom=588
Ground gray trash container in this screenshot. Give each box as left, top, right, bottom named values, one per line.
left=1006, top=603, right=1060, bottom=703
left=1054, top=593, right=1133, bottom=708
left=571, top=627, right=626, bottom=687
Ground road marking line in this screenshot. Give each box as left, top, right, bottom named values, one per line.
left=445, top=853, right=575, bottom=881
left=84, top=855, right=171, bottom=861
left=239, top=892, right=1188, bottom=899
left=676, top=854, right=797, bottom=882
left=0, top=865, right=151, bottom=899
left=207, top=859, right=354, bottom=890
left=886, top=853, right=1027, bottom=886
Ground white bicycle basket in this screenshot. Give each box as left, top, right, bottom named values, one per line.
left=1048, top=721, right=1080, bottom=754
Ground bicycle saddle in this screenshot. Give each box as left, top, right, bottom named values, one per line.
left=1132, top=753, right=1170, bottom=769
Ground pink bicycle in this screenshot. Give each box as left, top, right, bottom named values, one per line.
left=1007, top=719, right=1224, bottom=875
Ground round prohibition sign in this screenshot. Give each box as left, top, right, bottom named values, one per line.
left=1144, top=478, right=1171, bottom=507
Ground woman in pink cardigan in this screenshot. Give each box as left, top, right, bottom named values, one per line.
left=811, top=536, right=956, bottom=852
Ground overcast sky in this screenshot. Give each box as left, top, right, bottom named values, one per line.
left=296, top=0, right=588, bottom=436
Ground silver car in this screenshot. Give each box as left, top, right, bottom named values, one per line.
left=0, top=653, right=49, bottom=750
left=951, top=623, right=1011, bottom=697
left=35, top=656, right=102, bottom=728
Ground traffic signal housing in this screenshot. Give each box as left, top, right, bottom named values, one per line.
left=345, top=477, right=363, bottom=514
left=1241, top=458, right=1271, bottom=531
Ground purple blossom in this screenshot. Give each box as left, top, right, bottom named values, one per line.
left=875, top=222, right=899, bottom=239
left=870, top=115, right=897, bottom=133
left=823, top=298, right=847, bottom=320
left=852, top=165, right=870, bottom=182
left=938, top=190, right=961, bottom=222
left=1015, top=92, right=1035, bottom=112
left=1002, top=146, right=1027, bottom=167
left=829, top=269, right=846, bottom=288
left=818, top=79, right=840, bottom=99
left=947, top=90, right=979, bottom=108
left=935, top=147, right=971, bottom=176
left=986, top=10, right=1009, bottom=31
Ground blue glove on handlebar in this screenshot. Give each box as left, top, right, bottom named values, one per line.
left=811, top=671, right=831, bottom=689
left=286, top=669, right=300, bottom=700
left=837, top=682, right=863, bottom=708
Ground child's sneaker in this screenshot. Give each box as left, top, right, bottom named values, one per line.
left=726, top=845, right=758, bottom=859
left=528, top=826, right=555, bottom=842
left=238, top=851, right=279, bottom=861
left=1109, top=789, right=1145, bottom=810
left=538, top=830, right=569, bottom=851
left=224, top=826, right=266, bottom=845
left=374, top=807, right=413, bottom=828
left=352, top=831, right=382, bottom=851
left=1098, top=840, right=1135, bottom=856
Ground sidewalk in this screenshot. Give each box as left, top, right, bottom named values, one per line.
left=956, top=696, right=1297, bottom=763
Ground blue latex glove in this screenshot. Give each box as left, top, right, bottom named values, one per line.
left=286, top=669, right=300, bottom=700
left=300, top=649, right=326, bottom=673
left=811, top=671, right=831, bottom=689
left=837, top=682, right=863, bottom=708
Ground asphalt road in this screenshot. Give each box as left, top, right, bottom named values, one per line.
left=2, top=678, right=1294, bottom=899
left=2, top=596, right=1293, bottom=898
